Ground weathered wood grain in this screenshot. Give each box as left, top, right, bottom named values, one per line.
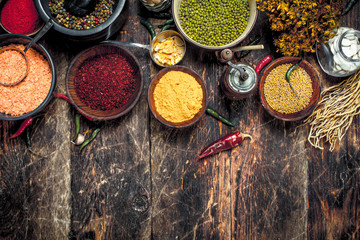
left=1, top=0, right=360, bottom=239
left=306, top=7, right=360, bottom=240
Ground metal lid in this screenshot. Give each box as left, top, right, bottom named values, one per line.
left=227, top=64, right=257, bottom=93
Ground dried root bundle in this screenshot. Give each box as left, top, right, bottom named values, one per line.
left=304, top=71, right=360, bottom=151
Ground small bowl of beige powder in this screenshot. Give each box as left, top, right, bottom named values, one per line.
left=0, top=34, right=56, bottom=121
left=148, top=65, right=207, bottom=128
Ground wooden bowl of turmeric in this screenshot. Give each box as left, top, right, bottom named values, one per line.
left=148, top=65, right=207, bottom=128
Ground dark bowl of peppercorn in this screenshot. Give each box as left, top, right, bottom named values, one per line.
left=34, top=0, right=128, bottom=43
left=66, top=42, right=143, bottom=121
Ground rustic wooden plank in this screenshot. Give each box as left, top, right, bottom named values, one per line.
left=68, top=1, right=152, bottom=239
left=307, top=7, right=360, bottom=239
left=150, top=42, right=233, bottom=239
left=0, top=120, right=28, bottom=239
left=0, top=33, right=73, bottom=239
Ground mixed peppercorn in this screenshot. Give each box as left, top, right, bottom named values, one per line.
left=49, top=0, right=117, bottom=30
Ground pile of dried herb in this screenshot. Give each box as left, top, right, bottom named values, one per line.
left=256, top=0, right=344, bottom=56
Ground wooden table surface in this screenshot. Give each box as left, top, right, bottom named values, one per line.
left=1, top=1, right=360, bottom=239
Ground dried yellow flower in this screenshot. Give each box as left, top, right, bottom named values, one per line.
left=257, top=0, right=344, bottom=56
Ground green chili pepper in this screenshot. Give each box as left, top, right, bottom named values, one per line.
left=238, top=35, right=261, bottom=58
left=157, top=18, right=174, bottom=28
left=140, top=19, right=156, bottom=39
left=285, top=59, right=303, bottom=96
left=72, top=113, right=81, bottom=142
left=206, top=108, right=235, bottom=127
left=161, top=24, right=175, bottom=32
left=342, top=0, right=359, bottom=15
left=79, top=128, right=102, bottom=152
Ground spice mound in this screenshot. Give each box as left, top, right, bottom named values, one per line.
left=49, top=0, right=117, bottom=30
left=0, top=49, right=27, bottom=86
left=153, top=70, right=203, bottom=123
left=152, top=35, right=185, bottom=67
left=74, top=53, right=136, bottom=111
left=0, top=44, right=52, bottom=116
left=0, top=0, right=42, bottom=35
left=264, top=64, right=313, bottom=114
left=179, top=0, right=250, bottom=46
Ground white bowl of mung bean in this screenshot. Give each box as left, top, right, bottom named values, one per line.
left=259, top=57, right=321, bottom=121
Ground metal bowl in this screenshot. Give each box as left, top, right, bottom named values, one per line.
left=150, top=30, right=186, bottom=67
left=0, top=34, right=56, bottom=121
left=148, top=65, right=207, bottom=128
left=172, top=0, right=257, bottom=51
left=259, top=57, right=321, bottom=121
left=66, top=42, right=143, bottom=121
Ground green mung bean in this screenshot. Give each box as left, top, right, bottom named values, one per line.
left=49, top=0, right=116, bottom=30
left=264, top=64, right=313, bottom=114
left=179, top=0, right=250, bottom=46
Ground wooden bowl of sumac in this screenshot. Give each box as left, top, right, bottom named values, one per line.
left=66, top=42, right=143, bottom=121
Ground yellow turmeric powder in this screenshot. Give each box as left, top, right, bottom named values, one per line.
left=153, top=70, right=203, bottom=123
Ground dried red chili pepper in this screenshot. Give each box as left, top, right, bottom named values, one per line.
left=255, top=55, right=272, bottom=75
left=10, top=117, right=33, bottom=139
left=198, top=131, right=252, bottom=160
left=53, top=93, right=71, bottom=103
left=53, top=93, right=93, bottom=121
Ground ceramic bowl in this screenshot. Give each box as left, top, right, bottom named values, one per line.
left=139, top=0, right=171, bottom=12
left=34, top=0, right=128, bottom=43
left=148, top=65, right=207, bottom=128
left=66, top=42, right=143, bottom=121
left=172, top=0, right=257, bottom=51
left=259, top=57, right=321, bottom=121
left=0, top=34, right=56, bottom=121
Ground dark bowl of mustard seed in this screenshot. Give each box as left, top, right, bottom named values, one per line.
left=66, top=42, right=143, bottom=121
left=34, top=0, right=128, bottom=43
left=259, top=57, right=321, bottom=122
left=172, top=0, right=258, bottom=50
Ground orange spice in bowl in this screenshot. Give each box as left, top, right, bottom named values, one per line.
left=153, top=70, right=203, bottom=123
left=0, top=44, right=52, bottom=116
left=148, top=66, right=207, bottom=128
left=0, top=48, right=27, bottom=86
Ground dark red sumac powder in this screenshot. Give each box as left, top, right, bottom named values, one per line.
left=74, top=53, right=136, bottom=111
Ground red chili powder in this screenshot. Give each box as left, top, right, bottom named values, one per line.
left=74, top=53, right=137, bottom=111
left=1, top=0, right=42, bottom=35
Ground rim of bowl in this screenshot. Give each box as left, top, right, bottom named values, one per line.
left=259, top=57, right=321, bottom=122
left=34, top=0, right=126, bottom=37
left=148, top=65, right=208, bottom=128
left=172, top=0, right=258, bottom=51
left=66, top=42, right=144, bottom=121
left=0, top=19, right=45, bottom=37
left=150, top=30, right=186, bottom=68
left=0, top=33, right=56, bottom=121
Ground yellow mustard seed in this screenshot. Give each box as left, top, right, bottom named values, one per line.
left=264, top=63, right=313, bottom=114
